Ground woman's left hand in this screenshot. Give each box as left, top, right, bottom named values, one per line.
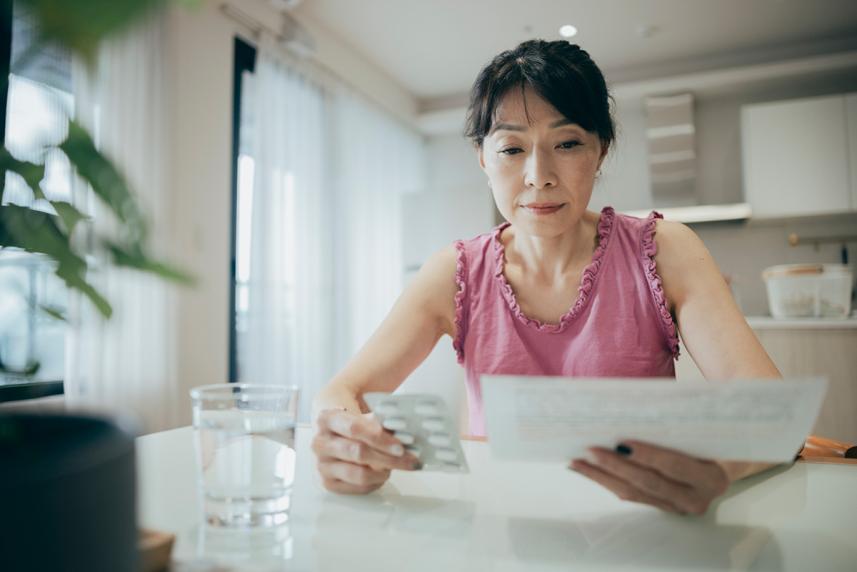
left=570, top=441, right=732, bottom=515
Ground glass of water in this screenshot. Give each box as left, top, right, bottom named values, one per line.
left=190, top=384, right=299, bottom=527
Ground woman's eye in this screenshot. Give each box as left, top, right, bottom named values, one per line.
left=558, top=140, right=582, bottom=150
left=499, top=147, right=523, bottom=155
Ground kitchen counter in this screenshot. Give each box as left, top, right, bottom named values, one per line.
left=745, top=316, right=857, bottom=329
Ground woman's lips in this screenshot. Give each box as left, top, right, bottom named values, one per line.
left=522, top=203, right=565, bottom=215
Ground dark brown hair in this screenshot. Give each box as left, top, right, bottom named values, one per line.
left=464, top=40, right=614, bottom=151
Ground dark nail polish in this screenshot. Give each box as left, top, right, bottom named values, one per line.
left=615, top=443, right=632, bottom=456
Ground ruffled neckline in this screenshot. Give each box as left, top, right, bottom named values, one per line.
left=492, top=206, right=616, bottom=333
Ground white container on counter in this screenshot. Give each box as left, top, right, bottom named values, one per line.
left=763, top=263, right=853, bottom=319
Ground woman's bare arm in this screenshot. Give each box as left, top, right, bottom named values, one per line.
left=656, top=220, right=780, bottom=381
left=656, top=219, right=781, bottom=480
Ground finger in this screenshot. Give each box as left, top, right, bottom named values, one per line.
left=570, top=459, right=681, bottom=514
left=318, top=460, right=391, bottom=488
left=318, top=409, right=406, bottom=457
left=321, top=476, right=383, bottom=495
left=587, top=448, right=701, bottom=512
left=313, top=435, right=420, bottom=471
left=619, top=440, right=729, bottom=494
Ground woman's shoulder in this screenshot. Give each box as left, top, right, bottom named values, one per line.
left=609, top=208, right=702, bottom=257
left=419, top=223, right=505, bottom=277
left=650, top=217, right=706, bottom=263
left=644, top=216, right=715, bottom=310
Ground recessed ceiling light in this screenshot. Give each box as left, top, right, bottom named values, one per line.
left=559, top=24, right=577, bottom=38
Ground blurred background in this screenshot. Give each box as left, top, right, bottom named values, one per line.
left=1, top=0, right=856, bottom=441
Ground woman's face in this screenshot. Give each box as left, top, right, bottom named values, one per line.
left=478, top=87, right=607, bottom=237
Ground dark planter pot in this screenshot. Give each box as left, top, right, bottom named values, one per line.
left=0, top=412, right=138, bottom=572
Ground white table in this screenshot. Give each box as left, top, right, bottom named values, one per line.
left=137, top=426, right=857, bottom=571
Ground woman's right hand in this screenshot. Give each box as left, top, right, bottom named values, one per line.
left=312, top=408, right=422, bottom=494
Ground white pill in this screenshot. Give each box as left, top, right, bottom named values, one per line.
left=415, top=402, right=439, bottom=416
left=405, top=445, right=421, bottom=457
left=382, top=417, right=408, bottom=431
left=435, top=448, right=458, bottom=462
left=421, top=418, right=445, bottom=432
left=394, top=431, right=414, bottom=445
left=427, top=433, right=451, bottom=447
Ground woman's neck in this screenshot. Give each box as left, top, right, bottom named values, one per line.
left=503, top=210, right=601, bottom=282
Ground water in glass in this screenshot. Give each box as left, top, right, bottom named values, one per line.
left=193, top=393, right=298, bottom=527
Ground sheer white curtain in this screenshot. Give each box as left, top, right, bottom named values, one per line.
left=243, top=50, right=333, bottom=422
left=64, top=9, right=180, bottom=433
left=242, top=46, right=425, bottom=421
left=330, top=90, right=425, bottom=364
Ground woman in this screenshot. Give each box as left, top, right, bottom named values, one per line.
left=312, top=40, right=781, bottom=514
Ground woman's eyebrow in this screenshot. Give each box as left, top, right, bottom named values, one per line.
left=490, top=118, right=579, bottom=134
left=490, top=122, right=526, bottom=134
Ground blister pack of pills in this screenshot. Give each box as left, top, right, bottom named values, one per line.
left=364, top=393, right=469, bottom=473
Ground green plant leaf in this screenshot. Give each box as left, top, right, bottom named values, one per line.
left=51, top=200, right=89, bottom=234
left=59, top=120, right=147, bottom=241
left=0, top=147, right=47, bottom=203
left=39, top=304, right=67, bottom=322
left=0, top=205, right=112, bottom=318
left=0, top=1, right=199, bottom=323
left=105, top=240, right=195, bottom=285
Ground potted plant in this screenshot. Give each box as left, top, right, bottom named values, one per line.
left=1, top=1, right=194, bottom=569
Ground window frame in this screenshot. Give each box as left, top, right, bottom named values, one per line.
left=0, top=0, right=63, bottom=403
left=228, top=36, right=257, bottom=383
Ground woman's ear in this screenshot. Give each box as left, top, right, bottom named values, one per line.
left=597, top=140, right=609, bottom=170
left=477, top=144, right=486, bottom=172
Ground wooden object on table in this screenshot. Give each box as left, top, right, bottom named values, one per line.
left=798, top=435, right=857, bottom=465
left=139, top=528, right=175, bottom=572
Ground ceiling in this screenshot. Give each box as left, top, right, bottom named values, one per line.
left=292, top=0, right=857, bottom=106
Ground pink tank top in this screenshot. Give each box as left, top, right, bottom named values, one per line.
left=453, top=206, right=679, bottom=436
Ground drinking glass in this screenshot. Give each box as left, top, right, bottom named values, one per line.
left=191, top=384, right=299, bottom=527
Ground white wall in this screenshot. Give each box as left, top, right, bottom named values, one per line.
left=591, top=101, right=651, bottom=212
left=401, top=134, right=494, bottom=268
left=162, top=0, right=418, bottom=426
left=165, top=4, right=235, bottom=426
left=693, top=216, right=857, bottom=316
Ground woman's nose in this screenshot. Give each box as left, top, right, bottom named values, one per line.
left=524, top=148, right=557, bottom=189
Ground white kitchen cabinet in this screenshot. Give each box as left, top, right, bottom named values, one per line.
left=741, top=94, right=853, bottom=218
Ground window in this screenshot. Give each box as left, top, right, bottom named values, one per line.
left=226, top=34, right=424, bottom=421
left=0, top=1, right=72, bottom=401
